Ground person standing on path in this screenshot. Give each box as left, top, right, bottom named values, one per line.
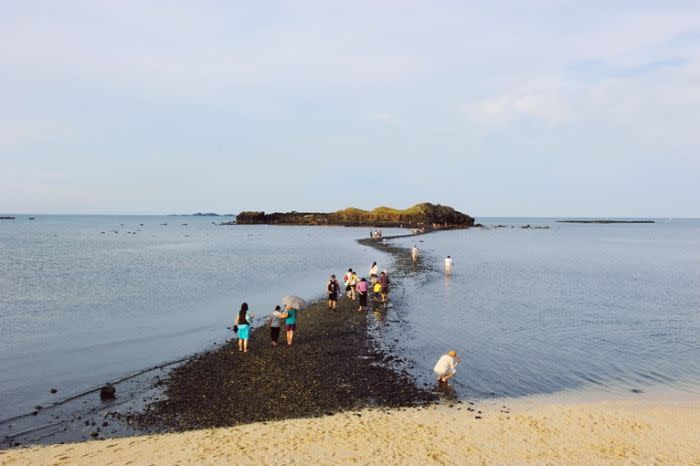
left=356, top=277, right=369, bottom=311
left=369, top=262, right=378, bottom=284
left=267, top=305, right=284, bottom=347
left=433, top=350, right=461, bottom=384
left=327, top=275, right=340, bottom=310
left=411, top=246, right=419, bottom=262
left=349, top=270, right=358, bottom=300
left=344, top=268, right=353, bottom=298
left=279, top=304, right=298, bottom=346
left=444, top=256, right=454, bottom=275
left=379, top=271, right=390, bottom=305
left=234, top=302, right=255, bottom=352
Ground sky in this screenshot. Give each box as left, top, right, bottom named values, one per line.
left=1, top=1, right=699, bottom=217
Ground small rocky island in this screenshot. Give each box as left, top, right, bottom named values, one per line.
left=234, top=203, right=474, bottom=228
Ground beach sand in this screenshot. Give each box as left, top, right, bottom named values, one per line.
left=2, top=397, right=698, bottom=465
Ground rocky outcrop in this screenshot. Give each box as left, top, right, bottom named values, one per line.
left=235, top=203, right=474, bottom=228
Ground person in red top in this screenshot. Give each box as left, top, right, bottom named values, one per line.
left=356, top=277, right=369, bottom=311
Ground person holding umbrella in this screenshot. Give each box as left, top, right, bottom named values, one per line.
left=279, top=296, right=306, bottom=346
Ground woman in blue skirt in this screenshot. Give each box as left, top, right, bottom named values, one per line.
left=234, top=302, right=255, bottom=352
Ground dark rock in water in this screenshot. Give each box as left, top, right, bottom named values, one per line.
left=630, top=388, right=644, bottom=394
left=521, top=224, right=531, bottom=229
left=100, top=384, right=116, bottom=400
left=0, top=216, right=15, bottom=220
left=35, top=405, right=42, bottom=410
left=50, top=388, right=57, bottom=394
left=89, top=432, right=99, bottom=438
left=28, top=217, right=36, bottom=220
left=31, top=410, right=38, bottom=416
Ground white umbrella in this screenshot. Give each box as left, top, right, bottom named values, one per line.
left=282, top=295, right=307, bottom=309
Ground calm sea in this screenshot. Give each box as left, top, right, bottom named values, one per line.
left=0, top=216, right=397, bottom=420
left=385, top=218, right=700, bottom=399
left=1, top=216, right=698, bottom=422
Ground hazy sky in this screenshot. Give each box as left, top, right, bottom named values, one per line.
left=2, top=1, right=699, bottom=217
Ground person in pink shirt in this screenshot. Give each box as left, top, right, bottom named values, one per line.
left=356, top=277, right=369, bottom=312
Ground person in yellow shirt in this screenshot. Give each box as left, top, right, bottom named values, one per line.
left=373, top=281, right=382, bottom=302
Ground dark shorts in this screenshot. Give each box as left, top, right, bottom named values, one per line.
left=359, top=293, right=367, bottom=306
left=285, top=324, right=296, bottom=331
left=270, top=326, right=280, bottom=342
left=381, top=286, right=389, bottom=294
left=328, top=293, right=337, bottom=302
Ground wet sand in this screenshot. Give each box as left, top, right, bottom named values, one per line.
left=3, top=398, right=698, bottom=465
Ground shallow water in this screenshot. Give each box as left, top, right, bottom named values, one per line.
left=385, top=219, right=700, bottom=399
left=0, top=216, right=397, bottom=420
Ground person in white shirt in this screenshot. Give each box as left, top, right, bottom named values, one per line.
left=433, top=350, right=460, bottom=383
left=369, top=262, right=378, bottom=284
left=411, top=246, right=419, bottom=262
left=444, top=255, right=454, bottom=275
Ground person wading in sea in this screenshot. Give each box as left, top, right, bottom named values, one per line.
left=444, top=255, right=454, bottom=275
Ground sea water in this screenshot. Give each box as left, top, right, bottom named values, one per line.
left=386, top=219, right=700, bottom=399
left=0, top=216, right=396, bottom=420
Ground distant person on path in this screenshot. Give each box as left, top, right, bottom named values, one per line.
left=234, top=302, right=255, bottom=352
left=267, top=305, right=284, bottom=347
left=411, top=246, right=419, bottom=262
left=379, top=271, right=390, bottom=304
left=444, top=256, right=454, bottom=275
left=369, top=262, right=378, bottom=284
left=433, top=350, right=460, bottom=384
left=327, top=275, right=340, bottom=310
left=279, top=304, right=298, bottom=346
left=356, top=277, right=369, bottom=311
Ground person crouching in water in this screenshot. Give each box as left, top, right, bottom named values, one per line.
left=279, top=304, right=298, bottom=346
left=234, top=302, right=255, bottom=352
left=433, top=350, right=460, bottom=384
left=268, top=305, right=284, bottom=347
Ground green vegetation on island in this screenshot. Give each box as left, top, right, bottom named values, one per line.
left=235, top=203, right=474, bottom=228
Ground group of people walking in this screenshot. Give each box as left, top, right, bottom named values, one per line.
left=233, top=302, right=298, bottom=352
left=231, top=244, right=462, bottom=386
left=327, top=263, right=390, bottom=312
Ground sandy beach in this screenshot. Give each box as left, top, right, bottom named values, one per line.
left=2, top=396, right=698, bottom=465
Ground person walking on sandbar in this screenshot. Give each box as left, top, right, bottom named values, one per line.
left=327, top=275, right=340, bottom=310
left=411, top=246, right=419, bottom=262
left=433, top=350, right=460, bottom=384
left=234, top=302, right=255, bottom=352
left=444, top=255, right=454, bottom=275
left=356, top=277, right=369, bottom=311
left=267, top=305, right=284, bottom=347
left=379, top=270, right=390, bottom=305
left=279, top=303, right=298, bottom=346
left=369, top=262, right=378, bottom=284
